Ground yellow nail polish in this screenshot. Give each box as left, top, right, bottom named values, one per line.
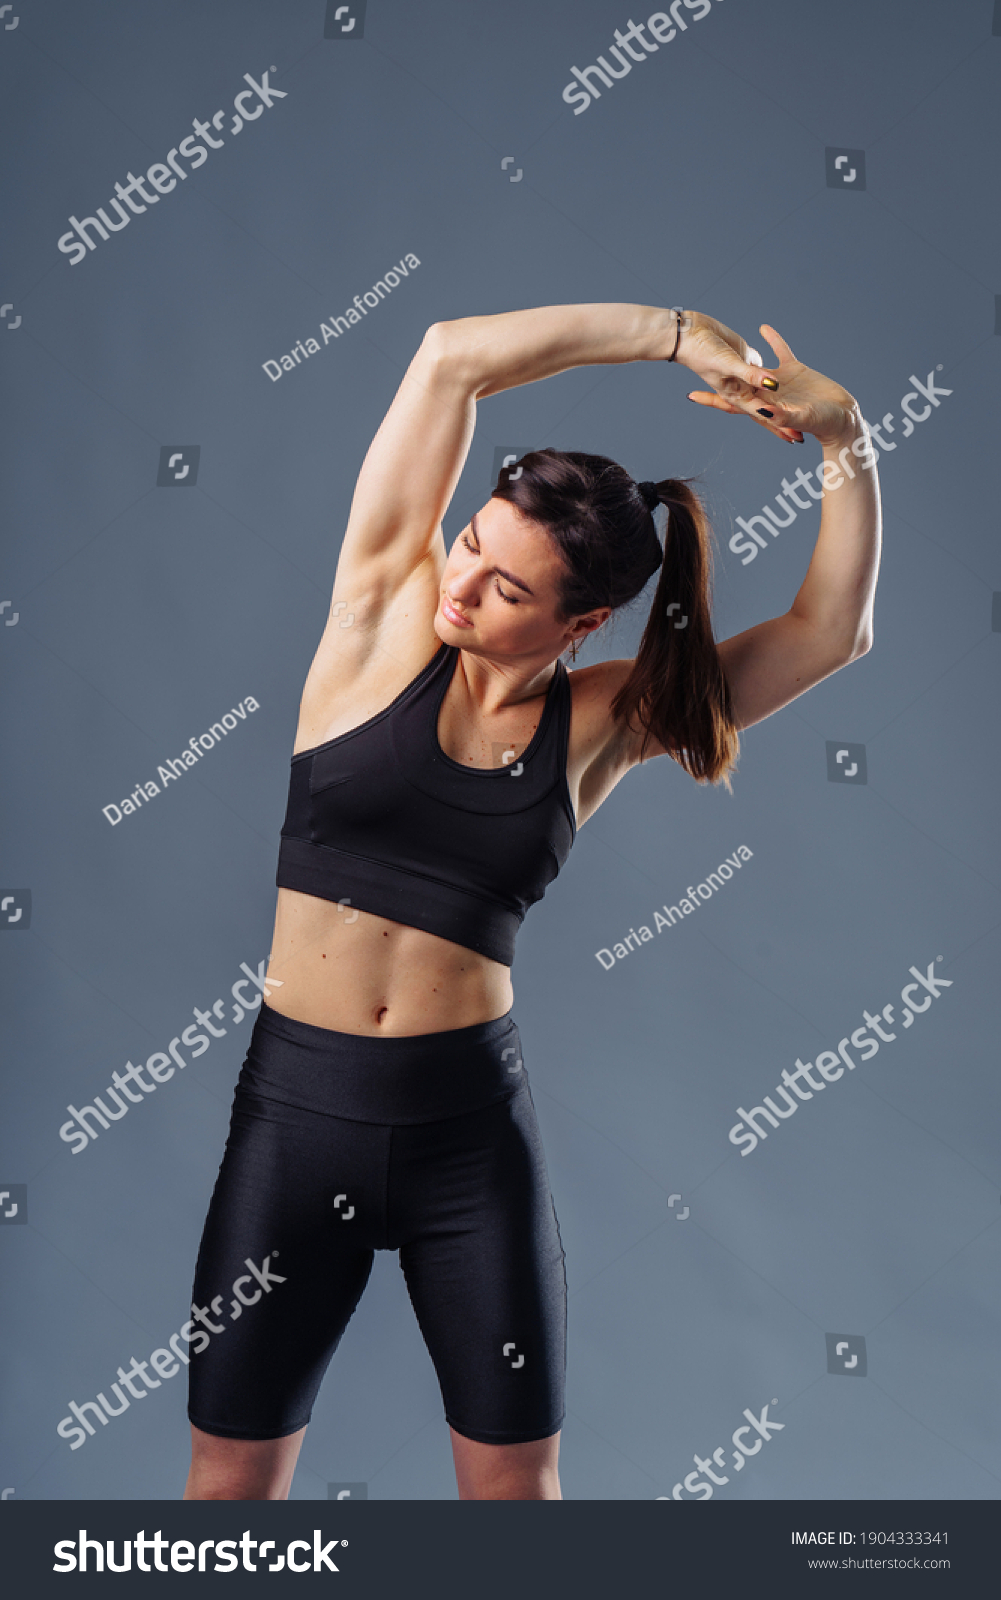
left=761, top=376, right=779, bottom=391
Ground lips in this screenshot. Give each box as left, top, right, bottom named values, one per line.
left=441, top=594, right=473, bottom=628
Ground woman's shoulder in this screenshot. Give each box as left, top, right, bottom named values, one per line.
left=567, top=656, right=634, bottom=710
left=566, top=657, right=641, bottom=759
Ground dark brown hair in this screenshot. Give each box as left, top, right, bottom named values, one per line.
left=491, top=448, right=739, bottom=789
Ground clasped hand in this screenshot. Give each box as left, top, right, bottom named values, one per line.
left=675, top=311, right=860, bottom=449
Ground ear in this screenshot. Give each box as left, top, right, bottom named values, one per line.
left=568, top=607, right=612, bottom=642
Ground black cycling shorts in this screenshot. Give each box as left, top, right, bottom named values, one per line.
left=187, top=1002, right=567, bottom=1445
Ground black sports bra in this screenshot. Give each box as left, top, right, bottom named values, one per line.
left=276, top=644, right=577, bottom=966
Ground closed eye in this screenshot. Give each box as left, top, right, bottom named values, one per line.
left=461, top=531, right=519, bottom=604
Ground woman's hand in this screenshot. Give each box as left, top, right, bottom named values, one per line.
left=681, top=319, right=860, bottom=447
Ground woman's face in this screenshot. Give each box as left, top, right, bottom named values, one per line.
left=435, top=496, right=607, bottom=662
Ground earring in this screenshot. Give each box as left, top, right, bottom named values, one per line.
left=569, top=639, right=578, bottom=662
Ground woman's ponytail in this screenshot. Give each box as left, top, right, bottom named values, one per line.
left=609, top=479, right=740, bottom=789
left=490, top=450, right=740, bottom=790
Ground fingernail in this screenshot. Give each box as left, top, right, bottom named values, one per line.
left=757, top=408, right=774, bottom=419
left=761, top=376, right=779, bottom=391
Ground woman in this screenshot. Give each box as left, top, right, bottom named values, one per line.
left=183, top=303, right=880, bottom=1501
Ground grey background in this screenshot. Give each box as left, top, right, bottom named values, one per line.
left=1, top=0, right=999, bottom=1501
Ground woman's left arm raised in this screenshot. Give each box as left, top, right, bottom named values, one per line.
left=693, top=324, right=881, bottom=731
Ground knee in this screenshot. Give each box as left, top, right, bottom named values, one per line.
left=184, top=1468, right=290, bottom=1501
left=185, top=1423, right=304, bottom=1501
left=451, top=1431, right=563, bottom=1501
left=461, top=1468, right=562, bottom=1501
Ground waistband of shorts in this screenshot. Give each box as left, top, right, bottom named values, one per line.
left=238, top=1002, right=527, bottom=1124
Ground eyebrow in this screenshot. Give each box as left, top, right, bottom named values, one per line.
left=470, top=513, right=535, bottom=596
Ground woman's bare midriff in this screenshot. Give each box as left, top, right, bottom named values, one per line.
left=263, top=887, right=514, bottom=1036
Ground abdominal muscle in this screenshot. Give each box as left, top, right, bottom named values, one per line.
left=263, top=886, right=514, bottom=1037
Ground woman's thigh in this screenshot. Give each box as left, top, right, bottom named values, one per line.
left=187, top=1088, right=387, bottom=1442
left=395, top=1084, right=567, bottom=1447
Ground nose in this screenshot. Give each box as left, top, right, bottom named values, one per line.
left=448, top=565, right=479, bottom=604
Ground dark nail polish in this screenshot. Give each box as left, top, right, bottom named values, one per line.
left=757, top=408, right=774, bottom=419
left=761, top=376, right=779, bottom=391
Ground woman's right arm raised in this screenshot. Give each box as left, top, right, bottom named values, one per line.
left=298, top=323, right=479, bottom=726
